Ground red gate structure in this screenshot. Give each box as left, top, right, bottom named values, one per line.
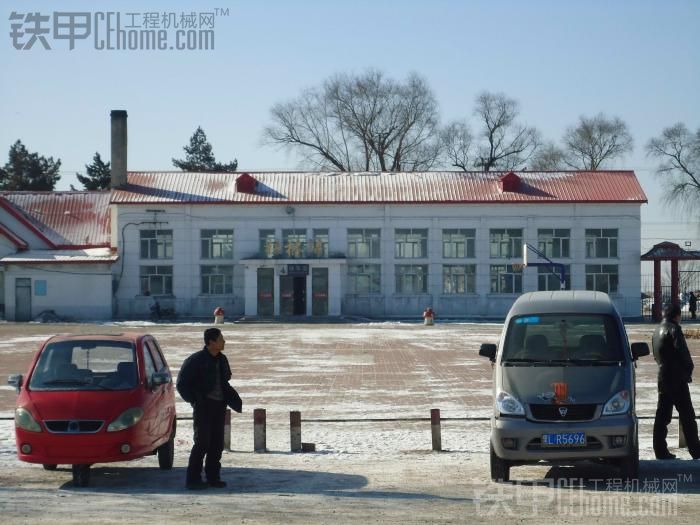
left=641, top=242, right=700, bottom=321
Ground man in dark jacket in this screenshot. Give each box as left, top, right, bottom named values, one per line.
left=177, top=328, right=242, bottom=489
left=652, top=304, right=700, bottom=460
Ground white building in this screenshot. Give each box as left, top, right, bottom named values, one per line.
left=0, top=192, right=117, bottom=321
left=0, top=111, right=648, bottom=321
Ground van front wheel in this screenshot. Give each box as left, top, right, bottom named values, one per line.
left=490, top=443, right=510, bottom=482
left=617, top=446, right=639, bottom=480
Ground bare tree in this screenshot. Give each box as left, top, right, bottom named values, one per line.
left=264, top=70, right=442, bottom=172
left=471, top=92, right=539, bottom=171
left=529, top=141, right=567, bottom=171
left=440, top=121, right=473, bottom=170
left=646, top=123, right=700, bottom=210
left=562, top=113, right=633, bottom=170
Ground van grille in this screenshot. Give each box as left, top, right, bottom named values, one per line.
left=44, top=420, right=104, bottom=433
left=529, top=404, right=597, bottom=421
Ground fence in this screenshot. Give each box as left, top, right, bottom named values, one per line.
left=641, top=272, right=700, bottom=320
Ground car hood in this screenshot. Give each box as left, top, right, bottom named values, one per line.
left=25, top=389, right=142, bottom=421
left=500, top=364, right=627, bottom=405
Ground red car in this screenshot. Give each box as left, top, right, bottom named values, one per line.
left=8, top=333, right=177, bottom=487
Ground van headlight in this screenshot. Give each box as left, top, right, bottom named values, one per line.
left=603, top=390, right=630, bottom=415
left=15, top=407, right=42, bottom=432
left=496, top=391, right=525, bottom=416
left=107, top=408, right=144, bottom=432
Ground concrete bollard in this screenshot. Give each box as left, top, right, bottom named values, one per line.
left=254, top=408, right=267, bottom=452
left=223, top=409, right=231, bottom=451
left=680, top=420, right=687, bottom=449
left=431, top=408, right=442, bottom=451
left=290, top=411, right=302, bottom=452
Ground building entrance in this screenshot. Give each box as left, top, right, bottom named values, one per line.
left=281, top=275, right=306, bottom=315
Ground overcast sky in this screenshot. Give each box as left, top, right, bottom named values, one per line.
left=1, top=0, right=699, bottom=252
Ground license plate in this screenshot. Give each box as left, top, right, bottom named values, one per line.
left=541, top=432, right=586, bottom=447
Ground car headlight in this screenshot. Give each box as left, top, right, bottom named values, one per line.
left=15, top=407, right=42, bottom=432
left=603, top=390, right=630, bottom=415
left=107, top=407, right=144, bottom=432
left=496, top=391, right=525, bottom=416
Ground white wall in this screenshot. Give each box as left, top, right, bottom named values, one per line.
left=113, top=202, right=643, bottom=318
left=3, top=264, right=113, bottom=320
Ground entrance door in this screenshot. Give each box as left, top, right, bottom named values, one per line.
left=281, top=275, right=306, bottom=316
left=257, top=268, right=274, bottom=316
left=15, top=278, right=31, bottom=322
left=312, top=268, right=328, bottom=316
left=293, top=276, right=306, bottom=315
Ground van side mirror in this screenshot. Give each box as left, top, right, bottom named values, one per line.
left=479, top=343, right=497, bottom=362
left=631, top=342, right=650, bottom=360
left=7, top=374, right=23, bottom=393
left=150, top=372, right=171, bottom=387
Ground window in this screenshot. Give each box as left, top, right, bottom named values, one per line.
left=201, top=265, right=234, bottom=295
left=201, top=229, right=233, bottom=259
left=490, top=229, right=523, bottom=258
left=310, top=229, right=329, bottom=258
left=586, top=229, right=618, bottom=258
left=347, top=264, right=381, bottom=294
left=537, top=229, right=570, bottom=258
left=282, top=229, right=307, bottom=258
left=490, top=264, right=523, bottom=293
left=140, top=266, right=173, bottom=295
left=142, top=345, right=156, bottom=379
left=395, top=264, right=428, bottom=294
left=395, top=229, right=428, bottom=258
left=259, top=229, right=279, bottom=258
left=585, top=264, right=619, bottom=294
left=443, top=264, right=476, bottom=294
left=538, top=265, right=571, bottom=291
left=443, top=229, right=475, bottom=258
left=145, top=340, right=165, bottom=372
left=347, top=229, right=381, bottom=258
left=140, top=230, right=173, bottom=259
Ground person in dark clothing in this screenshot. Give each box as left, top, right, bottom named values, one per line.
left=652, top=304, right=700, bottom=460
left=177, top=328, right=242, bottom=489
left=689, top=291, right=697, bottom=320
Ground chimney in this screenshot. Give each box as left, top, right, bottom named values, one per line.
left=110, top=110, right=128, bottom=188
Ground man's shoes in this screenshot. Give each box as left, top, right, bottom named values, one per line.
left=655, top=451, right=676, bottom=460
left=208, top=479, right=227, bottom=488
left=186, top=480, right=209, bottom=490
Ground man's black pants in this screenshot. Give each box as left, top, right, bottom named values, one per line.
left=653, top=379, right=700, bottom=457
left=187, top=398, right=226, bottom=483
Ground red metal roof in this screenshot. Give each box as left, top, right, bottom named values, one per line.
left=0, top=192, right=111, bottom=248
left=110, top=171, right=647, bottom=205
left=0, top=247, right=119, bottom=264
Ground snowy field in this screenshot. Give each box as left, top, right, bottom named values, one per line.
left=1, top=321, right=700, bottom=524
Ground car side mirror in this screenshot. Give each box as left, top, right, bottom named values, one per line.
left=150, top=372, right=171, bottom=387
left=631, top=342, right=650, bottom=360
left=7, top=374, right=23, bottom=393
left=479, top=343, right=497, bottom=362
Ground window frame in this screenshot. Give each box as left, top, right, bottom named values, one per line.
left=347, top=263, right=381, bottom=295
left=140, top=229, right=173, bottom=260
left=200, top=264, right=234, bottom=295
left=347, top=228, right=381, bottom=259
left=395, top=228, right=428, bottom=259
left=442, top=229, right=476, bottom=259
left=490, top=264, right=523, bottom=294
left=395, top=264, right=428, bottom=294
left=442, top=264, right=476, bottom=294
left=489, top=228, right=523, bottom=259
left=200, top=229, right=233, bottom=260
left=139, top=265, right=173, bottom=296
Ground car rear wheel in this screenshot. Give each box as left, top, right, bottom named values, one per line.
left=42, top=464, right=58, bottom=471
left=71, top=464, right=91, bottom=487
left=490, top=443, right=510, bottom=482
left=158, top=419, right=176, bottom=470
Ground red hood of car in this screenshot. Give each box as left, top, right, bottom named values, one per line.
left=25, top=389, right=143, bottom=421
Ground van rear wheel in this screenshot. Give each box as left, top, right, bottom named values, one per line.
left=490, top=443, right=510, bottom=482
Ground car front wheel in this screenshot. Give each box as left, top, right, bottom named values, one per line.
left=42, top=464, right=58, bottom=471
left=71, top=464, right=91, bottom=487
left=490, top=442, right=510, bottom=482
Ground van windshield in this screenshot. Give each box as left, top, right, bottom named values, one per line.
left=29, top=340, right=137, bottom=391
left=502, top=314, right=624, bottom=364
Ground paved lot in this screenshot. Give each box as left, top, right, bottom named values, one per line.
left=1, top=321, right=700, bottom=523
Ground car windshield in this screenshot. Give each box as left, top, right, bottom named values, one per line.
left=29, top=340, right=137, bottom=391
left=502, top=314, right=624, bottom=364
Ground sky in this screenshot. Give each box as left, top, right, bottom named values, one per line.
left=1, top=0, right=699, bottom=254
